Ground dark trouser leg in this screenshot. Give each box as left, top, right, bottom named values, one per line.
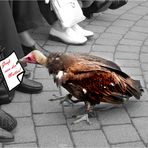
left=0, top=1, right=24, bottom=59
left=37, top=1, right=58, bottom=25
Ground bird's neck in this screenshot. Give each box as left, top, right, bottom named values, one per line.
left=38, top=56, right=48, bottom=67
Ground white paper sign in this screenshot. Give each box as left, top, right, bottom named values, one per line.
left=0, top=52, right=25, bottom=91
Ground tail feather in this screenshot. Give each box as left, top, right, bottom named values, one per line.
left=125, top=78, right=143, bottom=99
left=102, top=93, right=129, bottom=104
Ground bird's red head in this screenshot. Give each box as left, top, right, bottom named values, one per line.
left=20, top=52, right=37, bottom=64
left=19, top=50, right=47, bottom=66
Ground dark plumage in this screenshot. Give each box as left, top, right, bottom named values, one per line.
left=20, top=50, right=144, bottom=123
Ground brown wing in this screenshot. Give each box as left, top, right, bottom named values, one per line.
left=68, top=53, right=122, bottom=71
left=62, top=60, right=128, bottom=104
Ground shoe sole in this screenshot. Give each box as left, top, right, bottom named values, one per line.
left=86, top=34, right=94, bottom=39
left=48, top=34, right=87, bottom=46
left=0, top=138, right=14, bottom=143
left=16, top=86, right=42, bottom=94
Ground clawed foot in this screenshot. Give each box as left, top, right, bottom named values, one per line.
left=72, top=114, right=91, bottom=125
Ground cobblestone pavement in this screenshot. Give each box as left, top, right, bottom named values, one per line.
left=1, top=0, right=148, bottom=147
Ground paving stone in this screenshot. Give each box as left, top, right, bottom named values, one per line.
left=26, top=63, right=36, bottom=71
left=34, top=68, right=49, bottom=79
left=4, top=143, right=38, bottom=148
left=140, top=1, right=148, bottom=7
left=143, top=72, right=148, bottom=82
left=136, top=20, right=148, bottom=28
left=67, top=45, right=92, bottom=54
left=12, top=118, right=36, bottom=143
left=124, top=101, right=148, bottom=117
left=35, top=78, right=58, bottom=91
left=115, top=59, right=140, bottom=67
left=119, top=2, right=137, bottom=10
left=120, top=13, right=142, bottom=21
left=116, top=45, right=140, bottom=53
left=90, top=51, right=114, bottom=61
left=115, top=52, right=139, bottom=60
left=96, top=13, right=118, bottom=22
left=100, top=33, right=123, bottom=40
left=106, top=9, right=125, bottom=16
left=64, top=105, right=85, bottom=119
left=132, top=117, right=148, bottom=144
left=140, top=53, right=148, bottom=63
left=131, top=26, right=148, bottom=33
left=72, top=130, right=109, bottom=148
left=2, top=102, right=31, bottom=117
left=85, top=25, right=106, bottom=33
left=36, top=39, right=46, bottom=47
left=92, top=45, right=115, bottom=52
left=95, top=38, right=119, bottom=46
left=44, top=39, right=67, bottom=47
left=85, top=38, right=95, bottom=45
left=36, top=125, right=73, bottom=148
left=120, top=39, right=143, bottom=46
left=128, top=6, right=148, bottom=15
left=98, top=108, right=131, bottom=125
left=144, top=40, right=148, bottom=45
left=112, top=19, right=135, bottom=28
left=34, top=113, right=66, bottom=126
left=143, top=15, right=148, bottom=20
left=67, top=117, right=100, bottom=131
left=92, top=32, right=100, bottom=40
left=32, top=92, right=62, bottom=113
left=43, top=45, right=66, bottom=53
left=106, top=26, right=129, bottom=34
left=112, top=141, right=146, bottom=148
left=146, top=83, right=148, bottom=90
left=103, top=124, right=140, bottom=144
left=139, top=89, right=148, bottom=101
left=120, top=67, right=142, bottom=76
left=141, top=46, right=148, bottom=53
left=90, top=20, right=112, bottom=27
left=124, top=31, right=147, bottom=40
left=79, top=20, right=89, bottom=27
left=12, top=92, right=30, bottom=103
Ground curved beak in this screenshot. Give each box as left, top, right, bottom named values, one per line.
left=19, top=52, right=36, bottom=64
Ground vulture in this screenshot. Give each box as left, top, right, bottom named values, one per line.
left=20, top=50, right=143, bottom=124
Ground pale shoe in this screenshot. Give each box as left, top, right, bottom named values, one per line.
left=72, top=24, right=94, bottom=37
left=49, top=27, right=87, bottom=45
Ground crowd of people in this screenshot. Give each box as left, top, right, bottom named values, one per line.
left=0, top=0, right=127, bottom=143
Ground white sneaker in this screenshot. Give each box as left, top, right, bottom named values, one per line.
left=49, top=27, right=87, bottom=45
left=72, top=24, right=94, bottom=37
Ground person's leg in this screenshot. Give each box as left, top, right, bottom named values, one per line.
left=0, top=1, right=43, bottom=95
left=82, top=0, right=112, bottom=18
left=38, top=1, right=89, bottom=44
left=19, top=31, right=36, bottom=49
left=0, top=1, right=24, bottom=59
left=12, top=1, right=44, bottom=54
left=37, top=0, right=58, bottom=26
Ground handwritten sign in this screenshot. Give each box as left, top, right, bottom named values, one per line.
left=0, top=52, right=24, bottom=91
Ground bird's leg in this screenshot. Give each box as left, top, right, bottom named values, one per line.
left=72, top=101, right=92, bottom=125
left=49, top=93, right=81, bottom=106
left=49, top=94, right=73, bottom=104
